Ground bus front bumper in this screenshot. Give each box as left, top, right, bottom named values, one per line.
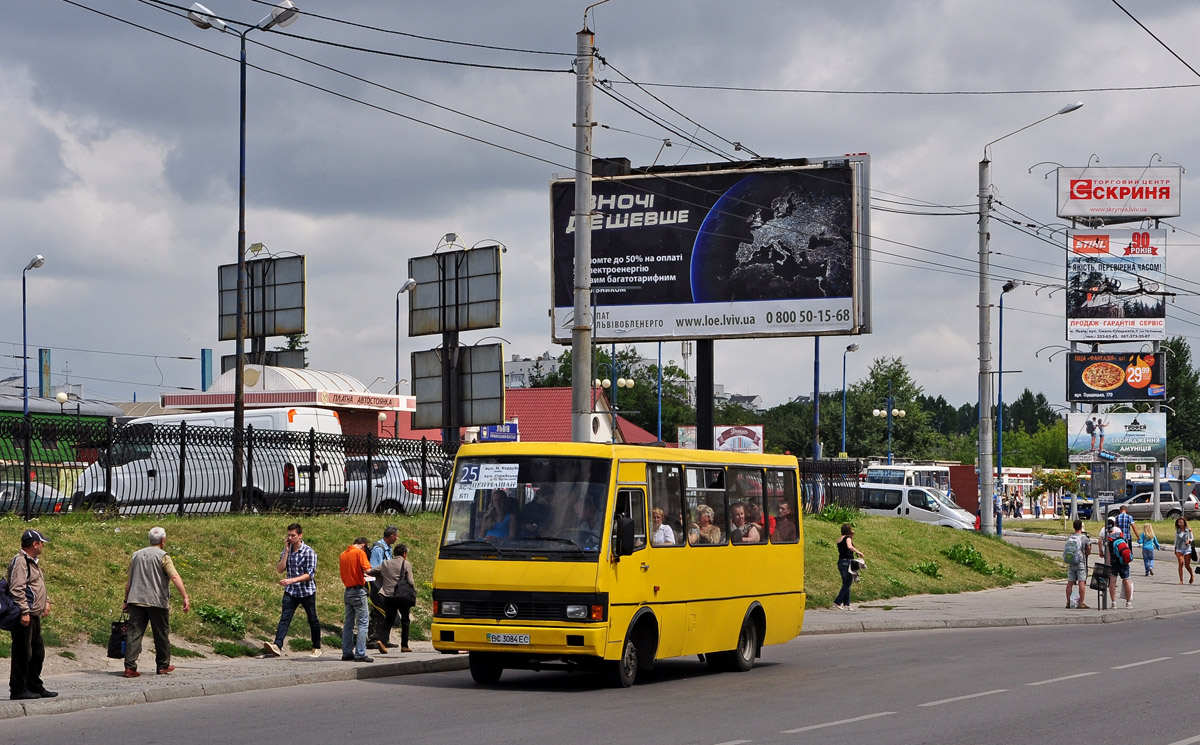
left=431, top=621, right=609, bottom=658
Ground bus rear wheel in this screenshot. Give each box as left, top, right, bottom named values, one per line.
left=608, top=635, right=639, bottom=688
left=707, top=616, right=757, bottom=673
left=468, top=652, right=503, bottom=684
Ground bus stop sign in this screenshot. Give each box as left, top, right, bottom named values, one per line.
left=1169, top=456, right=1195, bottom=481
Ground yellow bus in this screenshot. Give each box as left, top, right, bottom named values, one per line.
left=431, top=442, right=805, bottom=687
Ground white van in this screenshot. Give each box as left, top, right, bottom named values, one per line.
left=859, top=482, right=976, bottom=530
left=72, top=407, right=345, bottom=516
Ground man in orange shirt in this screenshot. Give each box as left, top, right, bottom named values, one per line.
left=339, top=537, right=373, bottom=662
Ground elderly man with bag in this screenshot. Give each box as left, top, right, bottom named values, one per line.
left=123, top=526, right=191, bottom=677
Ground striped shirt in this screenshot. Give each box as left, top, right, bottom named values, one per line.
left=1115, top=511, right=1134, bottom=542
left=280, top=542, right=317, bottom=598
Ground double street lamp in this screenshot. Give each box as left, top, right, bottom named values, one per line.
left=977, top=101, right=1082, bottom=536
left=594, top=359, right=635, bottom=442
left=189, top=1, right=300, bottom=509
left=873, top=382, right=905, bottom=465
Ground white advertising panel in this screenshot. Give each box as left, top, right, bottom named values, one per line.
left=1066, top=229, right=1166, bottom=342
left=1057, top=166, right=1181, bottom=219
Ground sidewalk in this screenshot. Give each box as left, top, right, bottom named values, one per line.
left=5, top=532, right=1199, bottom=719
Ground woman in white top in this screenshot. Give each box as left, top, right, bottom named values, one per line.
left=651, top=508, right=676, bottom=545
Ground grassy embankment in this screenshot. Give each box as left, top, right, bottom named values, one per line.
left=0, top=511, right=1062, bottom=658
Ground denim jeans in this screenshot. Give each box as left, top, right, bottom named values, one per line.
left=834, top=558, right=853, bottom=607
left=342, top=586, right=369, bottom=658
left=275, top=592, right=321, bottom=650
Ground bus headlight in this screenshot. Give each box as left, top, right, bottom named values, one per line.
left=565, top=604, right=587, bottom=619
left=440, top=601, right=461, bottom=617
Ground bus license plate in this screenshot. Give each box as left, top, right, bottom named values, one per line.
left=487, top=633, right=530, bottom=645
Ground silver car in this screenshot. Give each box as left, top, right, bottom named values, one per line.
left=345, top=456, right=446, bottom=514
left=1107, top=487, right=1200, bottom=521
left=0, top=481, right=70, bottom=515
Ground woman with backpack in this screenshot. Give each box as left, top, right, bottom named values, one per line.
left=1139, top=524, right=1161, bottom=576
left=833, top=523, right=865, bottom=611
left=1174, top=517, right=1194, bottom=585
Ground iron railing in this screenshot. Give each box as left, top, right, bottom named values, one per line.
left=798, top=458, right=862, bottom=513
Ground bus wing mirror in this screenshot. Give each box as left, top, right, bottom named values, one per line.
left=615, top=516, right=636, bottom=558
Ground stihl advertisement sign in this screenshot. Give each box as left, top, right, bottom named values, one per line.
left=1057, top=166, right=1181, bottom=219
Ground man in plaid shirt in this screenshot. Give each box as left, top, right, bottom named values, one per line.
left=264, top=523, right=322, bottom=658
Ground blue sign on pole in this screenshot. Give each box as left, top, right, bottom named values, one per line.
left=479, top=423, right=519, bottom=442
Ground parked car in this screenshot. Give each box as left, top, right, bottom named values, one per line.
left=345, top=455, right=447, bottom=514
left=0, top=481, right=70, bottom=515
left=858, top=482, right=975, bottom=530
left=1057, top=493, right=1093, bottom=520
left=1106, top=485, right=1200, bottom=521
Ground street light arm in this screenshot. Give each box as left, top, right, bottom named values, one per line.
left=983, top=102, right=1083, bottom=160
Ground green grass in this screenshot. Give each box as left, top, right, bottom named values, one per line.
left=0, top=510, right=1063, bottom=650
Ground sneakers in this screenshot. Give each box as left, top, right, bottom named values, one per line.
left=263, top=642, right=283, bottom=658
left=353, top=655, right=375, bottom=663
left=156, top=666, right=175, bottom=675
left=1125, top=601, right=1133, bottom=609
left=341, top=654, right=355, bottom=661
left=400, top=646, right=413, bottom=653
left=375, top=640, right=389, bottom=654
left=122, top=669, right=141, bottom=679
left=310, top=648, right=322, bottom=658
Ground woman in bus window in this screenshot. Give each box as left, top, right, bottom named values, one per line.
left=651, top=508, right=676, bottom=545
left=481, top=490, right=516, bottom=541
left=730, top=502, right=761, bottom=544
left=689, top=504, right=722, bottom=545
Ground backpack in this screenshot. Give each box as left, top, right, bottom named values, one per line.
left=1084, top=419, right=1096, bottom=434
left=1063, top=534, right=1085, bottom=565
left=1110, top=534, right=1132, bottom=567
left=0, top=556, right=27, bottom=632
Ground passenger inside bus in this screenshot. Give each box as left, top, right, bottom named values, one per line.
left=771, top=497, right=798, bottom=542
left=689, top=504, right=723, bottom=545
left=731, top=501, right=763, bottom=544
left=480, top=489, right=516, bottom=541
left=651, top=507, right=676, bottom=545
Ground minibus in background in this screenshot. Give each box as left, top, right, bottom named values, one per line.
left=431, top=442, right=805, bottom=687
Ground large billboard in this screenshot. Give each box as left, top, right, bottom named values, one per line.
left=1066, top=352, right=1165, bottom=403
left=1067, top=412, right=1166, bottom=463
left=218, top=255, right=306, bottom=341
left=1066, top=229, right=1166, bottom=341
left=550, top=158, right=870, bottom=343
left=1057, top=166, right=1181, bottom=219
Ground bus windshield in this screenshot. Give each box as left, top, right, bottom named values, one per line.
left=442, top=455, right=612, bottom=559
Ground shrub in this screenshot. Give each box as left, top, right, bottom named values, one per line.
left=197, top=604, right=247, bottom=638
left=816, top=504, right=856, bottom=525
left=910, top=561, right=942, bottom=579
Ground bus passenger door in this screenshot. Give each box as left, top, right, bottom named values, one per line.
left=608, top=488, right=662, bottom=655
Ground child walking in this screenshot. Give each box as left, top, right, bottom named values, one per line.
left=1140, top=523, right=1161, bottom=576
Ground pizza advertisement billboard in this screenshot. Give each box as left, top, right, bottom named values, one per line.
left=1066, top=229, right=1166, bottom=342
left=1056, top=166, right=1181, bottom=219
left=549, top=158, right=870, bottom=343
left=1067, top=412, right=1166, bottom=464
left=1066, top=352, right=1165, bottom=403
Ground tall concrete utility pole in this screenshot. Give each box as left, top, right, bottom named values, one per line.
left=570, top=23, right=595, bottom=442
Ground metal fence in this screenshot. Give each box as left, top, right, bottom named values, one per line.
left=798, top=457, right=862, bottom=514
left=0, top=417, right=456, bottom=519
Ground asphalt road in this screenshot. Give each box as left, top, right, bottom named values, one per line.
left=17, top=609, right=1200, bottom=745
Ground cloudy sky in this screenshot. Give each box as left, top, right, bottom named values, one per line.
left=5, top=0, right=1200, bottom=415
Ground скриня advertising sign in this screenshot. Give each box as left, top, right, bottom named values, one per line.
left=1057, top=166, right=1181, bottom=219
left=1066, top=229, right=1165, bottom=342
left=1066, top=352, right=1166, bottom=403
left=1067, top=412, right=1166, bottom=463
left=550, top=159, right=870, bottom=343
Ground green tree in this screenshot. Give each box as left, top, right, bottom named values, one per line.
left=842, top=357, right=938, bottom=460
left=1164, top=337, right=1200, bottom=462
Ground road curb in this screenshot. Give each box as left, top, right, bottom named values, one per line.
left=6, top=655, right=470, bottom=719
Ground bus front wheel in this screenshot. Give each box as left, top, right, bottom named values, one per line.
left=468, top=652, right=503, bottom=684
left=609, top=636, right=639, bottom=688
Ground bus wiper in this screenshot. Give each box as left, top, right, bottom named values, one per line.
left=446, top=539, right=505, bottom=556
left=520, top=536, right=585, bottom=552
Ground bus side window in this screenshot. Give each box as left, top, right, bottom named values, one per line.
left=649, top=464, right=682, bottom=546
left=767, top=469, right=799, bottom=544
left=729, top=467, right=766, bottom=544
left=615, top=489, right=647, bottom=552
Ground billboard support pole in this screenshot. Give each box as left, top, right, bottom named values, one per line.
left=570, top=25, right=595, bottom=443
left=1152, top=338, right=1163, bottom=522
left=697, top=341, right=714, bottom=449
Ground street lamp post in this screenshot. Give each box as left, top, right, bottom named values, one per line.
left=841, top=342, right=859, bottom=458
left=978, top=101, right=1082, bottom=536
left=997, top=280, right=1017, bottom=510
left=394, top=277, right=416, bottom=438
left=21, top=255, right=45, bottom=522
left=872, top=381, right=905, bottom=465
left=594, top=356, right=634, bottom=443
left=189, top=1, right=300, bottom=510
